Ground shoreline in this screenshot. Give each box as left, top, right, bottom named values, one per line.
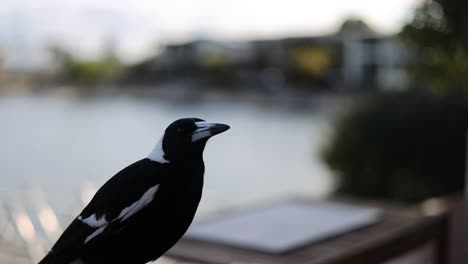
left=0, top=83, right=359, bottom=117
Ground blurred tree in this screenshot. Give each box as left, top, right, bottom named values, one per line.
left=401, top=0, right=468, bottom=92
left=322, top=92, right=468, bottom=202
left=48, top=44, right=123, bottom=86
left=67, top=57, right=123, bottom=85
left=47, top=37, right=125, bottom=86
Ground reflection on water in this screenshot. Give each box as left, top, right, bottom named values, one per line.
left=0, top=93, right=333, bottom=220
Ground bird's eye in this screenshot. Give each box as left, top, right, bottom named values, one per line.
left=177, top=128, right=184, bottom=134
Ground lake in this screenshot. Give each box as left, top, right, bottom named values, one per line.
left=0, top=91, right=335, bottom=222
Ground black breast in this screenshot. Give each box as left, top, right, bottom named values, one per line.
left=84, top=159, right=205, bottom=264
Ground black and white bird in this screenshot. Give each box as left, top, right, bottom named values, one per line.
left=39, top=118, right=229, bottom=264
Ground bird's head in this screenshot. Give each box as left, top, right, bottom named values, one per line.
left=148, top=118, right=230, bottom=163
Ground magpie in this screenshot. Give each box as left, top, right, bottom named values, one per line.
left=38, top=118, right=229, bottom=264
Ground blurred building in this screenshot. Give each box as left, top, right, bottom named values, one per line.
left=157, top=40, right=254, bottom=77
left=340, top=35, right=410, bottom=91
left=133, top=20, right=411, bottom=92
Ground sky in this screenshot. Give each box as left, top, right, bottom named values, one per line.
left=0, top=0, right=422, bottom=68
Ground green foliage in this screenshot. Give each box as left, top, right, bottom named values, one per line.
left=66, top=57, right=123, bottom=85
left=48, top=44, right=124, bottom=85
left=322, top=92, right=468, bottom=202
left=401, top=0, right=468, bottom=92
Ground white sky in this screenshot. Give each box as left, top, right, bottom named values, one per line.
left=0, top=0, right=422, bottom=64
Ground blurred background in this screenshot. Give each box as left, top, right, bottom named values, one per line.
left=1, top=0, right=468, bottom=263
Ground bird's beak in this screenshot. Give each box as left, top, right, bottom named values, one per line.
left=192, top=122, right=230, bottom=142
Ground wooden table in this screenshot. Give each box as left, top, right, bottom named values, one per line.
left=167, top=200, right=450, bottom=264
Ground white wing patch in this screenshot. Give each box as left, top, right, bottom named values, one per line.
left=84, top=225, right=107, bottom=244
left=78, top=184, right=160, bottom=244
left=77, top=214, right=108, bottom=228
left=118, top=184, right=160, bottom=221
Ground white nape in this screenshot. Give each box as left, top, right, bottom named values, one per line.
left=118, top=184, right=160, bottom=222
left=148, top=134, right=170, bottom=163
left=192, top=122, right=214, bottom=142
left=78, top=214, right=108, bottom=228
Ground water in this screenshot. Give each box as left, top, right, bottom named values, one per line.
left=0, top=92, right=334, bottom=221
